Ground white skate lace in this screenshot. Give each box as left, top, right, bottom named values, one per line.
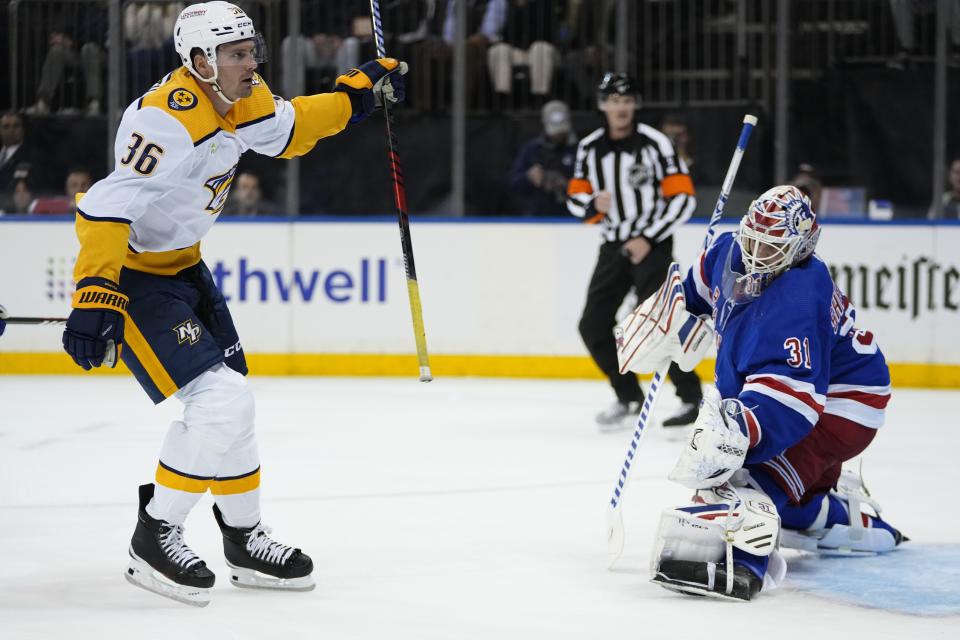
left=246, top=524, right=295, bottom=566
left=158, top=524, right=202, bottom=569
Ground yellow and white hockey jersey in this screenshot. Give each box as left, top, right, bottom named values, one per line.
left=74, top=67, right=352, bottom=283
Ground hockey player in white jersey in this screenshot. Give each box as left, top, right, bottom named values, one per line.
left=60, top=2, right=408, bottom=606
left=616, top=185, right=906, bottom=600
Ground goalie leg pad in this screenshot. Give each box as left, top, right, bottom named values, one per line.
left=653, top=559, right=763, bottom=602
left=651, top=485, right=783, bottom=600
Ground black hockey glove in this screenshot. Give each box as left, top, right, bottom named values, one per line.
left=334, top=58, right=408, bottom=123
left=62, top=277, right=127, bottom=370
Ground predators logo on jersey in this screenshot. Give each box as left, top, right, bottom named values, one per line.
left=204, top=164, right=238, bottom=214
left=168, top=88, right=198, bottom=111
left=173, top=319, right=203, bottom=345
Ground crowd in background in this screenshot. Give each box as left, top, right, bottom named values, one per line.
left=0, top=0, right=956, bottom=219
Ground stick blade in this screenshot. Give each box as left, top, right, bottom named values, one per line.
left=606, top=505, right=625, bottom=569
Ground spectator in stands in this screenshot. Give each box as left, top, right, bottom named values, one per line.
left=31, top=167, right=93, bottom=215
left=222, top=172, right=278, bottom=217
left=281, top=2, right=365, bottom=96
left=930, top=157, right=960, bottom=219
left=790, top=162, right=823, bottom=213
left=25, top=7, right=107, bottom=117
left=126, top=3, right=184, bottom=97
left=487, top=0, right=566, bottom=101
left=565, top=0, right=619, bottom=109
left=387, top=0, right=437, bottom=60
left=889, top=0, right=960, bottom=66
left=0, top=112, right=33, bottom=196
left=660, top=113, right=695, bottom=182
left=507, top=100, right=577, bottom=216
left=0, top=170, right=36, bottom=216
left=412, top=0, right=506, bottom=111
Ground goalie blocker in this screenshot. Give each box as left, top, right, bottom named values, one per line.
left=615, top=262, right=714, bottom=377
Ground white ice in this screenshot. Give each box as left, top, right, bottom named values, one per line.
left=1, top=376, right=958, bottom=639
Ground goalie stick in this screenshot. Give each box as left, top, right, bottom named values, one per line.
left=605, top=114, right=758, bottom=569
left=368, top=0, right=432, bottom=382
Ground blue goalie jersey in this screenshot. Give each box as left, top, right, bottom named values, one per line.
left=682, top=232, right=891, bottom=465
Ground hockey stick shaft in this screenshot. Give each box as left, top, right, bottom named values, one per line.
left=1, top=316, right=117, bottom=367
left=606, top=114, right=758, bottom=567
left=368, top=0, right=432, bottom=382
left=704, top=115, right=758, bottom=250
left=2, top=317, right=67, bottom=325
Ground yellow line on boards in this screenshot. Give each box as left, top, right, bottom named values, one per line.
left=1, top=352, right=958, bottom=388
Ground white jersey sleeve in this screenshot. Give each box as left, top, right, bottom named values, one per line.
left=79, top=105, right=194, bottom=223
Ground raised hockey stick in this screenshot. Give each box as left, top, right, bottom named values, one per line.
left=368, top=0, right=432, bottom=382
left=605, top=114, right=758, bottom=569
left=0, top=305, right=117, bottom=367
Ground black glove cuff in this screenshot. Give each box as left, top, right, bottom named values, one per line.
left=76, top=276, right=120, bottom=291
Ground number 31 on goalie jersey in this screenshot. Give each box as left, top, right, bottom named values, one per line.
left=120, top=132, right=165, bottom=176
left=784, top=336, right=812, bottom=369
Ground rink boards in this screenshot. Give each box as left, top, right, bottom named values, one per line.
left=0, top=218, right=958, bottom=387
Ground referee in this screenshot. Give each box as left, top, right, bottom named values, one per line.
left=567, top=72, right=702, bottom=431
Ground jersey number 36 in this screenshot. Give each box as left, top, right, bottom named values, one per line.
left=120, top=132, right=165, bottom=176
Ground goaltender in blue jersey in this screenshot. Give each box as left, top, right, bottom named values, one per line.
left=60, top=1, right=408, bottom=607
left=615, top=185, right=905, bottom=601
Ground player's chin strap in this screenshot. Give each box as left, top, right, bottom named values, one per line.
left=190, top=64, right=260, bottom=106
left=198, top=68, right=238, bottom=105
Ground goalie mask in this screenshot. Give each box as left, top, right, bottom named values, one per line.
left=737, top=185, right=820, bottom=283
left=174, top=1, right=267, bottom=104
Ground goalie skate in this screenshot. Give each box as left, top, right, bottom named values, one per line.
left=780, top=469, right=907, bottom=556
left=780, top=519, right=907, bottom=556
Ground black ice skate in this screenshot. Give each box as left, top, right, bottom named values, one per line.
left=661, top=402, right=700, bottom=428
left=125, top=483, right=215, bottom=607
left=652, top=559, right=762, bottom=601
left=213, top=504, right=315, bottom=591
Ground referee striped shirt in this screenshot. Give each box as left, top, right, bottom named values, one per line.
left=566, top=123, right=696, bottom=243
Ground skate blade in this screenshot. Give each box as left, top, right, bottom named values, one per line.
left=226, top=563, right=316, bottom=592
left=651, top=576, right=748, bottom=602
left=597, top=417, right=635, bottom=434
left=815, top=548, right=878, bottom=557
left=125, top=555, right=211, bottom=607
left=660, top=423, right=692, bottom=441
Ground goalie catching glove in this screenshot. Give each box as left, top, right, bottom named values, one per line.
left=334, top=58, right=408, bottom=123
left=669, top=387, right=760, bottom=489
left=615, top=262, right=713, bottom=375
left=62, top=277, right=127, bottom=370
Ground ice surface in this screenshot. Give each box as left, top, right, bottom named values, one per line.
left=1, top=376, right=957, bottom=639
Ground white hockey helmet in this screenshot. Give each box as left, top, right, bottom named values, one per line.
left=173, top=2, right=265, bottom=103
left=737, top=184, right=820, bottom=279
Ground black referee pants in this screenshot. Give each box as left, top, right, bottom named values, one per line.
left=578, top=238, right=703, bottom=406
